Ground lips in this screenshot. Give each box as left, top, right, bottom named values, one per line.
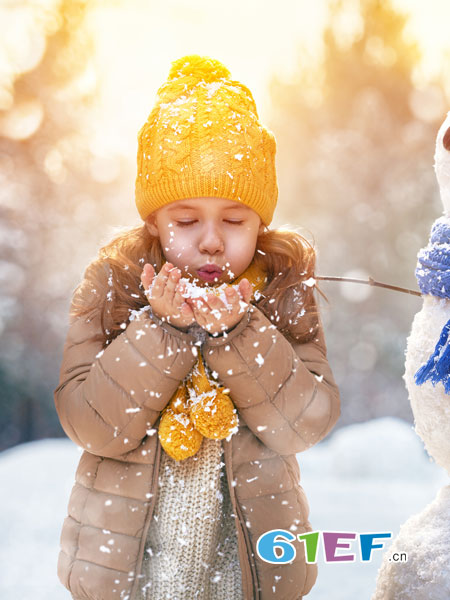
left=198, top=264, right=222, bottom=274
left=197, top=264, right=222, bottom=282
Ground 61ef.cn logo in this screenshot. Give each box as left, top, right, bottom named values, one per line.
left=256, top=530, right=401, bottom=564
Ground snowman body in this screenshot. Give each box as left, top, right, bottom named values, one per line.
left=372, top=113, right=450, bottom=599
left=403, top=293, right=450, bottom=474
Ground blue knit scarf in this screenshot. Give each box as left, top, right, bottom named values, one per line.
left=414, top=216, right=450, bottom=393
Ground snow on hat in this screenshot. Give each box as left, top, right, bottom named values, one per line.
left=134, top=54, right=278, bottom=226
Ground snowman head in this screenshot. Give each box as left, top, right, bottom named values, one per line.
left=434, top=111, right=450, bottom=216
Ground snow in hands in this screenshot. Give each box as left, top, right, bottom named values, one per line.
left=145, top=274, right=238, bottom=308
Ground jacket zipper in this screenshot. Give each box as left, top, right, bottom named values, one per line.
left=129, top=435, right=162, bottom=600
left=224, top=439, right=260, bottom=600
left=235, top=495, right=260, bottom=599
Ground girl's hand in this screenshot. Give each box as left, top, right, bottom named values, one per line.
left=140, top=262, right=195, bottom=329
left=186, top=279, right=252, bottom=335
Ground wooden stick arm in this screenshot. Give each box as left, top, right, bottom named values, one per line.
left=316, top=275, right=422, bottom=297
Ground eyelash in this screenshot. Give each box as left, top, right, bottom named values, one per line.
left=175, top=220, right=243, bottom=227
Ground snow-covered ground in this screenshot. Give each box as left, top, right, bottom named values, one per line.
left=0, top=417, right=447, bottom=600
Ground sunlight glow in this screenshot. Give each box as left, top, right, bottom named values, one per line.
left=0, top=99, right=44, bottom=140
left=82, top=0, right=450, bottom=161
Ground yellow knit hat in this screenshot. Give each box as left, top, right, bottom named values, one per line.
left=135, top=54, right=278, bottom=226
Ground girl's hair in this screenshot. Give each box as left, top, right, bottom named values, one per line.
left=71, top=223, right=329, bottom=347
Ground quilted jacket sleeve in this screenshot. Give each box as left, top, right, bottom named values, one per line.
left=202, top=303, right=340, bottom=456
left=54, top=260, right=198, bottom=458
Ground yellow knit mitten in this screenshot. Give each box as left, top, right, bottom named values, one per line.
left=188, top=353, right=238, bottom=440
left=158, top=383, right=203, bottom=461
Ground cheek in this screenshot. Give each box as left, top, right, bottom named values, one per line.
left=234, top=226, right=258, bottom=251
left=227, top=229, right=258, bottom=265
left=162, top=229, right=191, bottom=250
left=160, top=232, right=195, bottom=266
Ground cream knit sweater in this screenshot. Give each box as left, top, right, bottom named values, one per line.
left=135, top=436, right=244, bottom=600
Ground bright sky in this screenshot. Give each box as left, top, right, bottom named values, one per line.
left=84, top=0, right=450, bottom=161
left=394, top=0, right=450, bottom=79
left=84, top=0, right=325, bottom=159
left=2, top=0, right=448, bottom=153
left=0, top=0, right=450, bottom=152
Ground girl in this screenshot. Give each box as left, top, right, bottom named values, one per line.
left=54, top=54, right=340, bottom=600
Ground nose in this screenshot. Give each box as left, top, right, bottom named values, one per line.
left=198, top=221, right=224, bottom=255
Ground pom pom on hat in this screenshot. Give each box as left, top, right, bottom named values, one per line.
left=168, top=54, right=231, bottom=82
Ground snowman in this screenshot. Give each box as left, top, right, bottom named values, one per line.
left=371, top=113, right=450, bottom=599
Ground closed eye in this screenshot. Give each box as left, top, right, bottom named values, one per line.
left=175, top=220, right=196, bottom=227
left=174, top=220, right=244, bottom=227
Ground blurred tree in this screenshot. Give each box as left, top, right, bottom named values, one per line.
left=0, top=0, right=124, bottom=450
left=268, top=0, right=447, bottom=427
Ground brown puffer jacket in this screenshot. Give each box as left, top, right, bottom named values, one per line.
left=54, top=259, right=340, bottom=600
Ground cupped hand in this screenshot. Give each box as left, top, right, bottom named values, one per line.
left=140, top=262, right=195, bottom=329
left=186, top=279, right=252, bottom=335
